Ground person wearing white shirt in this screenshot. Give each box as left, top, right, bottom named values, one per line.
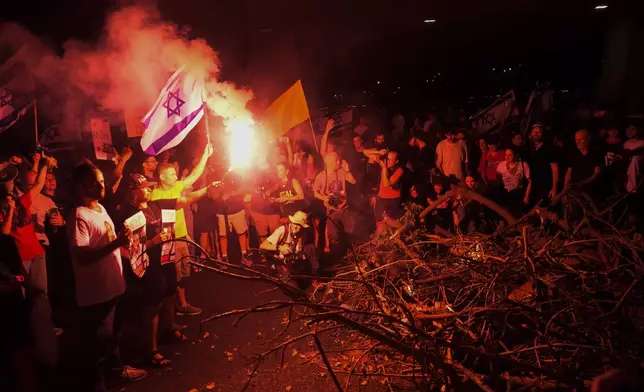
left=436, top=130, right=468, bottom=181
left=67, top=163, right=146, bottom=391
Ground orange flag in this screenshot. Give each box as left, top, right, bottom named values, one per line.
left=263, top=80, right=311, bottom=139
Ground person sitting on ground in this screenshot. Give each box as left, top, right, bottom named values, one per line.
left=454, top=174, right=489, bottom=234
left=424, top=176, right=455, bottom=236
left=260, top=211, right=318, bottom=286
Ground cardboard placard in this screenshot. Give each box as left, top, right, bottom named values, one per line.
left=162, top=209, right=176, bottom=224
left=90, top=118, right=115, bottom=160
left=124, top=109, right=146, bottom=138
left=160, top=209, right=177, bottom=265
left=124, top=211, right=146, bottom=232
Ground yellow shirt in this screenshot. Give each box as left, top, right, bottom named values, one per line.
left=150, top=181, right=188, bottom=238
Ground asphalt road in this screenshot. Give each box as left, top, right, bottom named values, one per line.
left=110, top=266, right=339, bottom=392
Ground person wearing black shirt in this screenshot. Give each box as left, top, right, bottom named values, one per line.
left=113, top=174, right=215, bottom=367
left=511, top=132, right=529, bottom=161
left=527, top=124, right=560, bottom=205
left=424, top=177, right=455, bottom=236
left=269, top=163, right=306, bottom=218
left=406, top=134, right=434, bottom=177
left=215, top=171, right=250, bottom=264
left=600, top=124, right=627, bottom=196
left=345, top=134, right=369, bottom=186
left=564, top=129, right=603, bottom=199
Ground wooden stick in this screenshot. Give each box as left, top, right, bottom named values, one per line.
left=313, top=333, right=344, bottom=392
left=300, top=81, right=320, bottom=153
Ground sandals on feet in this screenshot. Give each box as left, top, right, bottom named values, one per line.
left=173, top=329, right=188, bottom=342
left=150, top=351, right=171, bottom=367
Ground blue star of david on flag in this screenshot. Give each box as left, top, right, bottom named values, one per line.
left=140, top=67, right=205, bottom=155
left=162, top=89, right=185, bottom=118
left=0, top=88, right=13, bottom=109
left=482, top=112, right=497, bottom=126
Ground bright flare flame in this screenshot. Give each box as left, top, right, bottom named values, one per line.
left=226, top=118, right=257, bottom=170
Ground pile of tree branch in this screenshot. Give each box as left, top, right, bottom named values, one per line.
left=192, top=188, right=644, bottom=391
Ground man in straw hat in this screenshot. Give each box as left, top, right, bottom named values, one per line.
left=260, top=211, right=319, bottom=286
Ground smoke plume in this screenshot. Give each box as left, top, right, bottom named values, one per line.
left=0, top=5, right=254, bottom=140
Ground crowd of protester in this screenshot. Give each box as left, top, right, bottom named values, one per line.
left=1, top=100, right=643, bottom=391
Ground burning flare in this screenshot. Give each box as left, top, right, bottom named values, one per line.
left=226, top=117, right=257, bottom=170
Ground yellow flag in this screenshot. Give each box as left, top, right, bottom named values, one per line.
left=263, top=80, right=310, bottom=138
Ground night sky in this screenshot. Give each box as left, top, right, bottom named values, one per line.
left=0, top=0, right=628, bottom=110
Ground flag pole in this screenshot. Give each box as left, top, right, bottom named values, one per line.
left=203, top=103, right=211, bottom=145
left=299, top=81, right=319, bottom=153
left=33, top=99, right=39, bottom=144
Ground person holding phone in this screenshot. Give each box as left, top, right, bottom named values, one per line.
left=112, top=173, right=217, bottom=368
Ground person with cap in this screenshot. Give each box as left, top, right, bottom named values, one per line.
left=260, top=210, right=319, bottom=283
left=112, top=173, right=218, bottom=368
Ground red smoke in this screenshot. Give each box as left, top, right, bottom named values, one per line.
left=0, top=5, right=253, bottom=138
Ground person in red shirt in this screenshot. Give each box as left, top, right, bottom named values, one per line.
left=0, top=153, right=58, bottom=370
left=478, top=135, right=504, bottom=184
left=375, top=150, right=404, bottom=229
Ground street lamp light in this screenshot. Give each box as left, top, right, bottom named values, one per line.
left=424, top=19, right=436, bottom=23
left=594, top=4, right=608, bottom=10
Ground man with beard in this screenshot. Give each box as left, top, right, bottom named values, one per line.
left=436, top=130, right=468, bottom=181
left=526, top=123, right=560, bottom=205
left=114, top=174, right=217, bottom=367
left=67, top=163, right=147, bottom=391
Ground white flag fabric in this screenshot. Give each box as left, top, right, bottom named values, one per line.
left=0, top=100, right=34, bottom=133
left=471, top=90, right=518, bottom=134
left=140, top=68, right=205, bottom=155
left=0, top=45, right=35, bottom=134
